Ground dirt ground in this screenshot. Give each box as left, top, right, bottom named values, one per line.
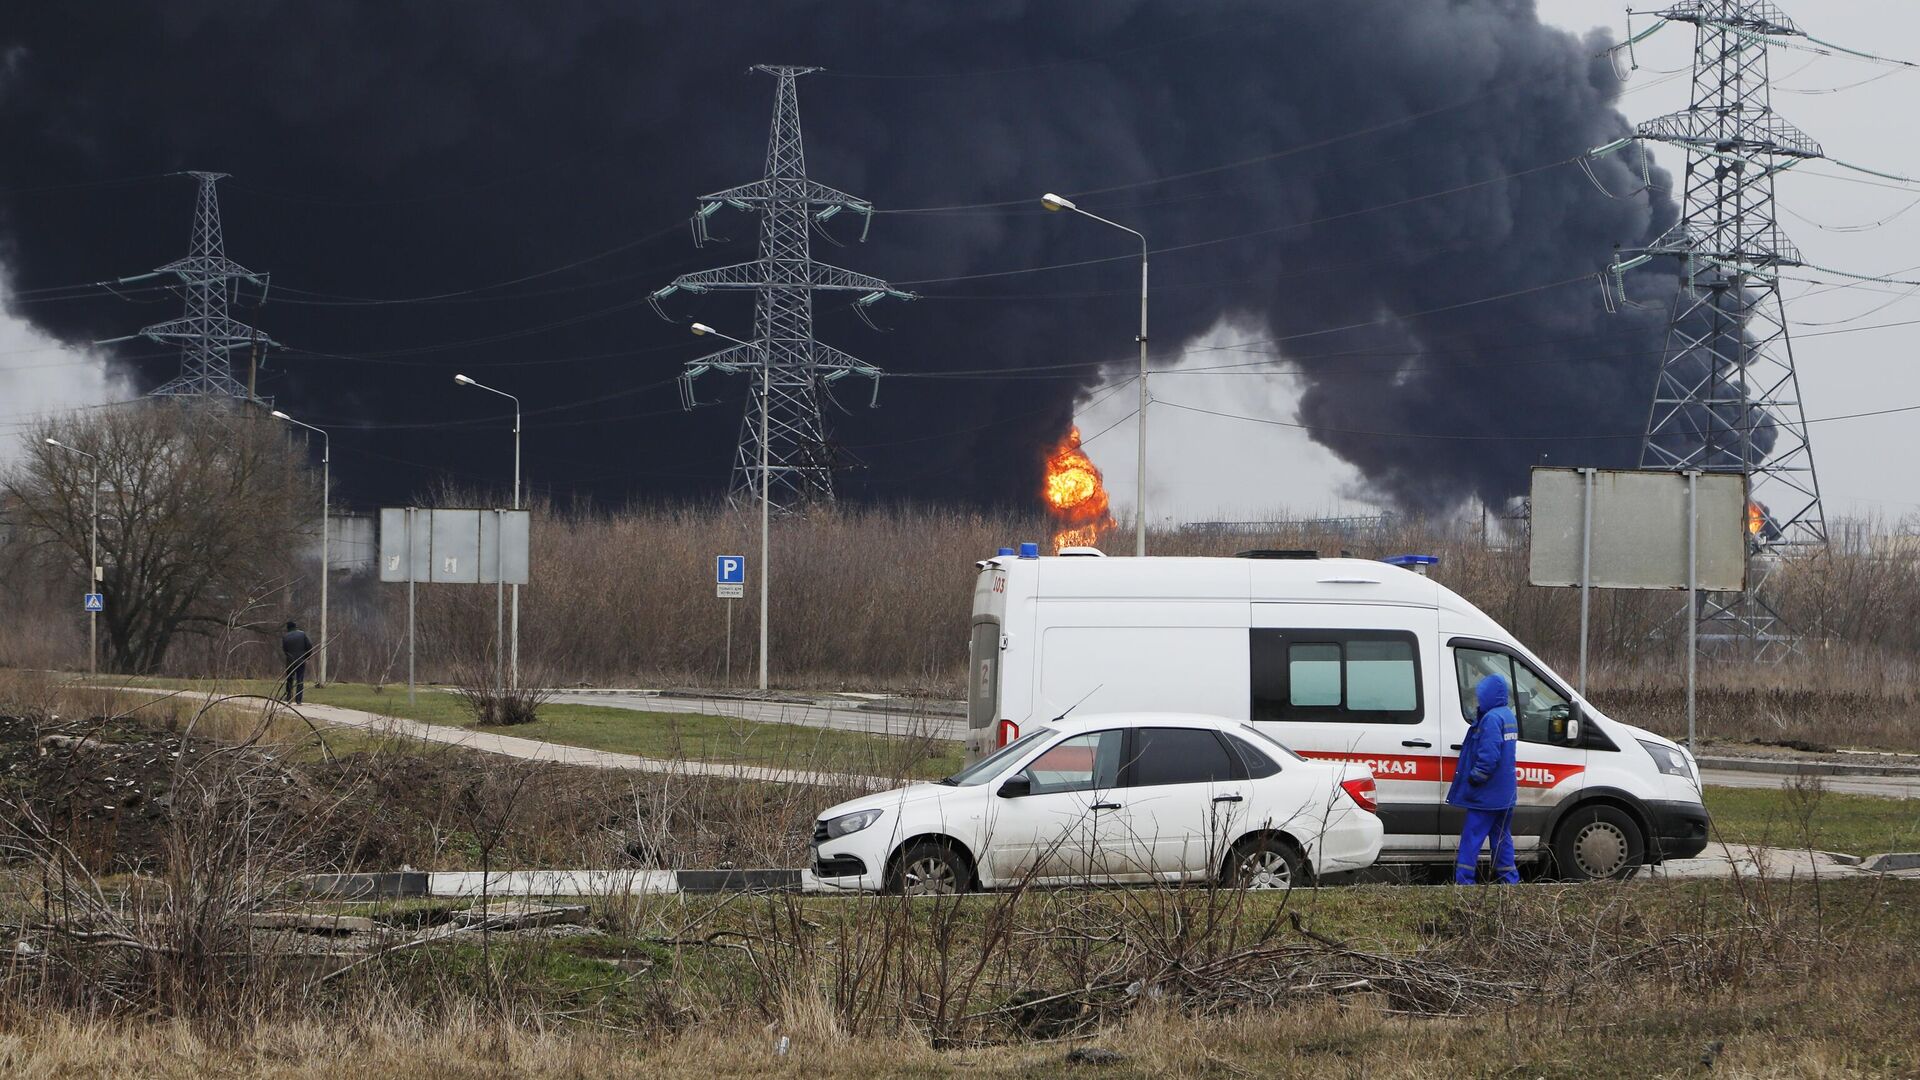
left=0, top=709, right=840, bottom=875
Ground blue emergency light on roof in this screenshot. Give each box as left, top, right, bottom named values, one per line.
left=1382, top=554, right=1440, bottom=576
left=997, top=547, right=1015, bottom=557
left=1018, top=542, right=1040, bottom=559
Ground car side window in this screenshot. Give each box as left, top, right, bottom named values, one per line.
left=1224, top=734, right=1281, bottom=780
left=1509, top=660, right=1572, bottom=745
left=1453, top=647, right=1571, bottom=745
left=1022, top=730, right=1122, bottom=795
left=1453, top=648, right=1513, bottom=723
left=1127, top=727, right=1237, bottom=787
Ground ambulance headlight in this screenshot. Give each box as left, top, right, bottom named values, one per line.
left=823, top=809, right=883, bottom=839
left=1637, top=739, right=1693, bottom=779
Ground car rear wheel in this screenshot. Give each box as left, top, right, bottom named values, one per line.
left=888, top=841, right=970, bottom=896
left=1223, top=835, right=1304, bottom=891
left=1551, top=805, right=1645, bottom=881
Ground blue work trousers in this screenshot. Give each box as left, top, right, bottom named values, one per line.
left=1454, top=807, right=1519, bottom=885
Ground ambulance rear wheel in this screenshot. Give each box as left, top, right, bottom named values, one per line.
left=1551, top=805, right=1644, bottom=881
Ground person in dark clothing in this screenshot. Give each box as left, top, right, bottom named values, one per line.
left=1446, top=672, right=1520, bottom=885
left=281, top=620, right=314, bottom=704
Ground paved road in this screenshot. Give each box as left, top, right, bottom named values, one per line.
left=566, top=693, right=1920, bottom=798
left=1698, top=767, right=1920, bottom=799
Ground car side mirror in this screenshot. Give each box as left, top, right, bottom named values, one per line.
left=997, top=774, right=1032, bottom=799
left=1565, top=715, right=1581, bottom=744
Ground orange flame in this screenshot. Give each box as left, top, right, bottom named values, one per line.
left=1747, top=501, right=1766, bottom=537
left=1043, top=426, right=1113, bottom=551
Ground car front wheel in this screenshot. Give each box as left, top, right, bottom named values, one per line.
left=887, top=840, right=970, bottom=896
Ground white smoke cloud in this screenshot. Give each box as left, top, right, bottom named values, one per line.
left=0, top=265, right=133, bottom=464
left=1075, top=315, right=1382, bottom=527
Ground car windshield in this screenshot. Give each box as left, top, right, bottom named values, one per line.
left=944, top=728, right=1054, bottom=786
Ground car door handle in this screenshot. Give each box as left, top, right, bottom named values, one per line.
left=1212, top=794, right=1244, bottom=804
left=1091, top=802, right=1122, bottom=811
left=1402, top=739, right=1432, bottom=748
left=1449, top=743, right=1463, bottom=751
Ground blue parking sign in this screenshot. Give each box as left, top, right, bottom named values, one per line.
left=84, top=593, right=104, bottom=612
left=716, top=555, right=746, bottom=584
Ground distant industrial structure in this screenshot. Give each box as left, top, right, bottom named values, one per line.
left=651, top=66, right=912, bottom=511
left=1598, top=0, right=1900, bottom=658
left=101, top=171, right=278, bottom=403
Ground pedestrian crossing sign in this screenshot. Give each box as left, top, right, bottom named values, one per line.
left=84, top=593, right=104, bottom=612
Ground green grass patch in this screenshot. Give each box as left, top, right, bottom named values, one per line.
left=1705, top=784, right=1920, bottom=855
left=108, top=676, right=960, bottom=779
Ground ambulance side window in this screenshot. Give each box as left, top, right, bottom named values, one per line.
left=1250, top=629, right=1423, bottom=725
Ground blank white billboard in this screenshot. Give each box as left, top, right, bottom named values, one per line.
left=379, top=508, right=529, bottom=585
left=1528, top=468, right=1748, bottom=593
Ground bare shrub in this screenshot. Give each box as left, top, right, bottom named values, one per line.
left=448, top=655, right=555, bottom=726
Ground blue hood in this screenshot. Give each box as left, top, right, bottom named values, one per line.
left=1476, top=673, right=1510, bottom=716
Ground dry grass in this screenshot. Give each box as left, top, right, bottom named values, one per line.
left=0, top=883, right=1914, bottom=1078
left=4, top=673, right=1918, bottom=1077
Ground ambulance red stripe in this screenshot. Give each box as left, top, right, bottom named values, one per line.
left=1294, top=751, right=1584, bottom=789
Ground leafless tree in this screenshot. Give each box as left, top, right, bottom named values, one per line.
left=2, top=402, right=317, bottom=672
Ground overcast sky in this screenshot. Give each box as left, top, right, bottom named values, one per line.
left=1083, top=0, right=1920, bottom=526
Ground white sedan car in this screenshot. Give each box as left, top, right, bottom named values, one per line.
left=810, top=713, right=1383, bottom=894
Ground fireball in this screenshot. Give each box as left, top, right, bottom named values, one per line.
left=1043, top=426, right=1114, bottom=551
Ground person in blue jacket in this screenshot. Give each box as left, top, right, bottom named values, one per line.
left=1447, top=672, right=1520, bottom=885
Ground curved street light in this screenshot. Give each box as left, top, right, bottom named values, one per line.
left=1039, top=192, right=1149, bottom=556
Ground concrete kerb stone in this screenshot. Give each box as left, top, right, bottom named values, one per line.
left=1695, top=755, right=1920, bottom=780
left=299, top=870, right=830, bottom=898
left=1863, top=852, right=1920, bottom=873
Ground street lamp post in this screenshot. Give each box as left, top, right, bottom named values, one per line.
left=454, top=374, right=522, bottom=693
left=45, top=438, right=99, bottom=676
left=691, top=322, right=770, bottom=691
left=1041, top=193, right=1149, bottom=557
left=270, top=411, right=330, bottom=686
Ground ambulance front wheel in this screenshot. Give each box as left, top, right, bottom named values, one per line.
left=1551, top=804, right=1645, bottom=881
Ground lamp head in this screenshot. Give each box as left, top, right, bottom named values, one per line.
left=44, top=438, right=58, bottom=447
left=690, top=323, right=715, bottom=336
left=270, top=410, right=291, bottom=421
left=453, top=373, right=475, bottom=386
left=1040, top=193, right=1076, bottom=212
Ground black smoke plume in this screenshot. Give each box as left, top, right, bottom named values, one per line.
left=0, top=1, right=1690, bottom=514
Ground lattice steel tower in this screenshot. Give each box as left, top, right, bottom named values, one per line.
left=131, top=172, right=278, bottom=401
left=1603, top=1, right=1828, bottom=656
left=651, top=66, right=911, bottom=510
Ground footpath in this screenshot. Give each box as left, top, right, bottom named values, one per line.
left=121, top=688, right=891, bottom=790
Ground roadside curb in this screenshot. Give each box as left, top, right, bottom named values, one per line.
left=1695, top=755, right=1920, bottom=780
left=302, top=869, right=827, bottom=898
left=1863, top=852, right=1920, bottom=873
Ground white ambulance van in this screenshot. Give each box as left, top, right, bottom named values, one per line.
left=965, top=546, right=1710, bottom=880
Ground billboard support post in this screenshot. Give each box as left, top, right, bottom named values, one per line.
left=1687, top=470, right=1699, bottom=752
left=1578, top=467, right=1594, bottom=698
left=406, top=507, right=417, bottom=705
left=495, top=508, right=505, bottom=701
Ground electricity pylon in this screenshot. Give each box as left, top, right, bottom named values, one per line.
left=109, top=172, right=278, bottom=401
left=651, top=66, right=911, bottom=510
left=1598, top=1, right=1830, bottom=660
